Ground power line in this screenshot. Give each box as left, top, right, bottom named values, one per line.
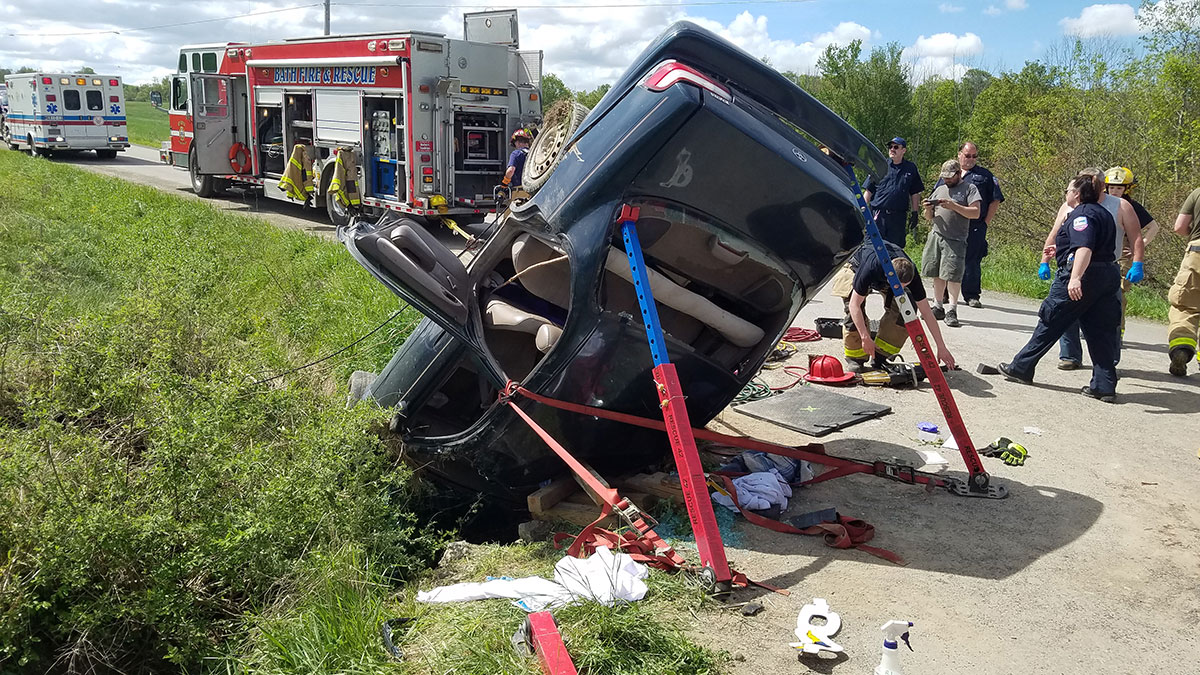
left=5, top=3, right=323, bottom=38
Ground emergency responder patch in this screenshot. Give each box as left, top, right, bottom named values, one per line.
left=1072, top=216, right=1089, bottom=231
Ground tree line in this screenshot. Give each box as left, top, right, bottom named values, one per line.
left=542, top=0, right=1200, bottom=290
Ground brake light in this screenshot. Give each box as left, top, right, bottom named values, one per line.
left=45, top=94, right=56, bottom=102
left=109, top=79, right=119, bottom=86
left=422, top=167, right=433, bottom=176
left=110, top=96, right=119, bottom=102
left=41, top=77, right=52, bottom=84
left=641, top=60, right=732, bottom=104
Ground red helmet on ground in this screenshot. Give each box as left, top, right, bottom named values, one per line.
left=804, top=355, right=856, bottom=385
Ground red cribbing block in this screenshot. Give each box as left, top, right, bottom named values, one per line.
left=652, top=363, right=732, bottom=583
left=527, top=612, right=578, bottom=675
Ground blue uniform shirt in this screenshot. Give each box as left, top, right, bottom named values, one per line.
left=1056, top=202, right=1116, bottom=269
left=508, top=147, right=528, bottom=186
left=863, top=159, right=925, bottom=212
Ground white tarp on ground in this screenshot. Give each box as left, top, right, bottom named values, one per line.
left=415, top=546, right=649, bottom=612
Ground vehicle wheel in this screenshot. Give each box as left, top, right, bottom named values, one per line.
left=28, top=136, right=43, bottom=158
left=189, top=148, right=215, bottom=197
left=96, top=149, right=118, bottom=160
left=3, top=126, right=15, bottom=150
left=522, top=101, right=590, bottom=193
left=326, top=191, right=353, bottom=228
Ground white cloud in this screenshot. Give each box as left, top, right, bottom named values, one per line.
left=683, top=13, right=871, bottom=77
left=904, top=32, right=984, bottom=82
left=939, top=3, right=965, bottom=12
left=0, top=1, right=873, bottom=88
left=1005, top=0, right=1028, bottom=9
left=984, top=6, right=1003, bottom=16
left=1059, top=4, right=1142, bottom=37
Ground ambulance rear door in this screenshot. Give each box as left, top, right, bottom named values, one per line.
left=189, top=73, right=234, bottom=174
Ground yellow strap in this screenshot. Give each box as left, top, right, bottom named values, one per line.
left=1170, top=337, right=1198, bottom=350
left=844, top=347, right=867, bottom=358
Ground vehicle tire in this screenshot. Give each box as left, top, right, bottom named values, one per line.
left=3, top=126, right=15, bottom=150
left=28, top=136, right=43, bottom=158
left=189, top=148, right=215, bottom=197
left=96, top=149, right=118, bottom=160
left=326, top=191, right=353, bottom=228
left=522, top=101, right=590, bottom=193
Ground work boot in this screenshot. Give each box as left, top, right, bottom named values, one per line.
left=932, top=304, right=946, bottom=320
left=1169, top=346, right=1193, bottom=377
left=1080, top=386, right=1116, bottom=403
left=967, top=298, right=983, bottom=308
left=998, top=362, right=1033, bottom=384
left=944, top=307, right=960, bottom=327
left=1057, top=359, right=1081, bottom=371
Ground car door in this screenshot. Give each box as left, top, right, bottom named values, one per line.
left=189, top=73, right=233, bottom=174
left=340, top=214, right=497, bottom=375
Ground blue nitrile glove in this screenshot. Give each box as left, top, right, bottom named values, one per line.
left=1038, top=262, right=1051, bottom=280
left=1125, top=261, right=1144, bottom=283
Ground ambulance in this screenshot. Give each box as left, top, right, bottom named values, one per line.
left=161, top=10, right=543, bottom=226
left=2, top=73, right=130, bottom=158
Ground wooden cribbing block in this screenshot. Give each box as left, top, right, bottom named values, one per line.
left=527, top=477, right=579, bottom=514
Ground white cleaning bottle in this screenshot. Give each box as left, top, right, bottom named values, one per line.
left=874, top=620, right=913, bottom=675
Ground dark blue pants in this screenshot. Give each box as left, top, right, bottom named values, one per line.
left=962, top=223, right=987, bottom=301
left=874, top=209, right=908, bottom=248
left=1059, top=320, right=1123, bottom=365
left=1008, top=264, right=1122, bottom=394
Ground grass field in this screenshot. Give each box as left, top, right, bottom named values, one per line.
left=124, top=100, right=170, bottom=148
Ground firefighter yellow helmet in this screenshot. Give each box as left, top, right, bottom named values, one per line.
left=1104, top=166, right=1136, bottom=190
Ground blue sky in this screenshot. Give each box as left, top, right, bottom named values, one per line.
left=0, top=1, right=1149, bottom=86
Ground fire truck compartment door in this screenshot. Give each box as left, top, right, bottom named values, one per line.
left=189, top=73, right=234, bottom=175
left=315, top=90, right=361, bottom=144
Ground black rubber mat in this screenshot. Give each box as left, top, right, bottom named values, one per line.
left=733, top=386, right=891, bottom=437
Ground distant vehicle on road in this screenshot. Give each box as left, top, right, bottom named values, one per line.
left=161, top=9, right=543, bottom=229
left=342, top=21, right=888, bottom=503
left=2, top=73, right=130, bottom=158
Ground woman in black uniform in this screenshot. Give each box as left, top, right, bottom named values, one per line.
left=1000, top=174, right=1123, bottom=401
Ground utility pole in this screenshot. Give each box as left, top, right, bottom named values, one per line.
left=323, top=0, right=330, bottom=35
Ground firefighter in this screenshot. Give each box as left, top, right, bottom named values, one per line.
left=1168, top=185, right=1200, bottom=376
left=502, top=129, right=532, bottom=189
left=862, top=137, right=925, bottom=248
left=831, top=240, right=956, bottom=371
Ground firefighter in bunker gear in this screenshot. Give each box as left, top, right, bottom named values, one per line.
left=1168, top=186, right=1200, bottom=376
left=830, top=240, right=955, bottom=370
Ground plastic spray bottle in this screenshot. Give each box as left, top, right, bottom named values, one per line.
left=874, top=620, right=913, bottom=675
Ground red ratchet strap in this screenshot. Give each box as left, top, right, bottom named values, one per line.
left=505, top=383, right=923, bottom=488
left=718, top=476, right=904, bottom=565
left=504, top=385, right=788, bottom=594
left=503, top=393, right=687, bottom=570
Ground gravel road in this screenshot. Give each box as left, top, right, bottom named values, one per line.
left=42, top=145, right=1200, bottom=673
left=701, top=289, right=1200, bottom=675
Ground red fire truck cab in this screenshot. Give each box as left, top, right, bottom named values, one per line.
left=161, top=10, right=542, bottom=226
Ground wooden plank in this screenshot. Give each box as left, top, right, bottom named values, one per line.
left=615, top=472, right=685, bottom=504
left=529, top=501, right=617, bottom=529
left=527, top=476, right=579, bottom=514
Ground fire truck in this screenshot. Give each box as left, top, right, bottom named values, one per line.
left=3, top=73, right=129, bottom=158
left=161, top=10, right=543, bottom=226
